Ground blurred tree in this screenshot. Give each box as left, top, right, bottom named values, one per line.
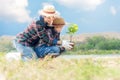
left=0, top=36, right=16, bottom=52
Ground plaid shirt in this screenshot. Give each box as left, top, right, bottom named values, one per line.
left=36, top=27, right=60, bottom=47
left=16, top=21, right=59, bottom=47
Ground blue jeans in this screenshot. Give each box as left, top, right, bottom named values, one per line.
left=34, top=44, right=60, bottom=58
left=13, top=40, right=38, bottom=61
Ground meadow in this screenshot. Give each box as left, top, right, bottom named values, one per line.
left=1, top=34, right=120, bottom=80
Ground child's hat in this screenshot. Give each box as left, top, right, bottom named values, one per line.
left=52, top=17, right=65, bottom=26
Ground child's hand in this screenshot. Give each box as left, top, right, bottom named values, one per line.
left=62, top=40, right=73, bottom=50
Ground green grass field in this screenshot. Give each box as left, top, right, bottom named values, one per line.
left=1, top=35, right=120, bottom=80
left=0, top=55, right=120, bottom=80
left=65, top=49, right=120, bottom=55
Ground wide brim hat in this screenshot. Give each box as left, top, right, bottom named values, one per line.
left=39, top=5, right=60, bottom=17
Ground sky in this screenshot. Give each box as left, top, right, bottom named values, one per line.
left=0, top=0, right=120, bottom=36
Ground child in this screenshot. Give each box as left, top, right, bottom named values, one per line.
left=34, top=17, right=73, bottom=58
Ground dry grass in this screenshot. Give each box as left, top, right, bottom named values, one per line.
left=0, top=55, right=120, bottom=80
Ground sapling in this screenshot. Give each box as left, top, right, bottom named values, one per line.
left=67, top=23, right=78, bottom=49
left=67, top=23, right=78, bottom=42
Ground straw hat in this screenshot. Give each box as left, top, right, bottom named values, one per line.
left=52, top=17, right=65, bottom=26
left=39, top=5, right=60, bottom=17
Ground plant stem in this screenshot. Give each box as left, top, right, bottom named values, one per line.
left=70, top=35, right=72, bottom=42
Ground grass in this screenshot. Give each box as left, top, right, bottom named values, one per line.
left=65, top=49, right=120, bottom=55
left=64, top=45, right=120, bottom=55
left=1, top=34, right=120, bottom=79
left=0, top=55, right=120, bottom=80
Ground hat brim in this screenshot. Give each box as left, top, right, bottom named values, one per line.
left=39, top=10, right=60, bottom=17
left=53, top=22, right=67, bottom=26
